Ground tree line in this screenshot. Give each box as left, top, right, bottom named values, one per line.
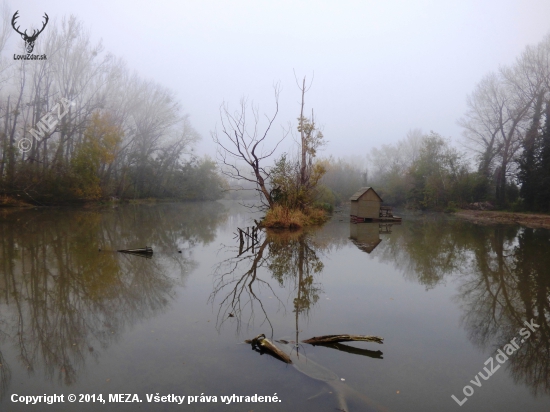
left=3, top=7, right=549, bottom=212
left=317, top=32, right=550, bottom=212
left=460, top=32, right=550, bottom=211
left=0, top=10, right=225, bottom=204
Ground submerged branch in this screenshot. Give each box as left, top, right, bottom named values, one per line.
left=309, top=342, right=384, bottom=359
left=245, top=333, right=384, bottom=364
left=245, top=334, right=292, bottom=364
left=301, top=334, right=384, bottom=345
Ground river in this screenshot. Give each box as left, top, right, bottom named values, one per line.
left=0, top=201, right=549, bottom=411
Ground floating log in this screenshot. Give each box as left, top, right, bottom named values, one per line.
left=302, top=334, right=383, bottom=345
left=245, top=334, right=292, bottom=364
left=309, top=342, right=383, bottom=359
left=117, top=246, right=153, bottom=255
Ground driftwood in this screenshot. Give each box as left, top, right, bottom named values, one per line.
left=245, top=334, right=292, bottom=364
left=302, top=334, right=383, bottom=345
left=113, top=247, right=154, bottom=259
left=246, top=333, right=384, bottom=364
left=117, top=246, right=153, bottom=255
left=311, top=342, right=383, bottom=359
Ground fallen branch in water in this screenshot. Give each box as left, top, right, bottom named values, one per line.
left=245, top=334, right=292, bottom=364
left=245, top=333, right=383, bottom=363
left=309, top=342, right=383, bottom=359
left=302, top=334, right=383, bottom=345
left=117, top=246, right=153, bottom=255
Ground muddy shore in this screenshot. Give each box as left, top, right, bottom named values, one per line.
left=454, top=209, right=550, bottom=229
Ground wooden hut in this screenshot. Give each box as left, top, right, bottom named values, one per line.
left=350, top=187, right=383, bottom=220
left=350, top=187, right=401, bottom=223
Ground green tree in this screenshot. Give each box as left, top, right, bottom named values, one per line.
left=295, top=76, right=326, bottom=210
left=177, top=157, right=226, bottom=200
left=70, top=112, right=123, bottom=199
left=408, top=133, right=466, bottom=209
left=518, top=91, right=545, bottom=211
left=270, top=153, right=326, bottom=211
left=537, top=101, right=550, bottom=211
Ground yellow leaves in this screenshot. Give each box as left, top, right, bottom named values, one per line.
left=83, top=112, right=124, bottom=166
left=310, top=160, right=327, bottom=187
left=72, top=185, right=102, bottom=200
left=69, top=111, right=123, bottom=200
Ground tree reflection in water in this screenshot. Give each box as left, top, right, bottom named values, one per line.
left=457, top=226, right=550, bottom=396
left=3, top=205, right=548, bottom=404
left=0, top=335, right=10, bottom=402
left=372, top=218, right=550, bottom=396
left=0, top=202, right=226, bottom=400
left=210, top=229, right=325, bottom=338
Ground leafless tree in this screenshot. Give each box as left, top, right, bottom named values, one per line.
left=212, top=85, right=287, bottom=208
left=459, top=68, right=542, bottom=204
left=459, top=33, right=550, bottom=205
left=295, top=74, right=325, bottom=198
left=459, top=73, right=505, bottom=177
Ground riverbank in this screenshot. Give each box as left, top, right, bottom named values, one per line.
left=454, top=209, right=550, bottom=229
left=0, top=195, right=213, bottom=209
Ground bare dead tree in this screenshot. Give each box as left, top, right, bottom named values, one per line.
left=293, top=72, right=326, bottom=208
left=459, top=68, right=539, bottom=205
left=212, top=85, right=288, bottom=209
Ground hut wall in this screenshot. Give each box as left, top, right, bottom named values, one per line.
left=356, top=190, right=381, bottom=218
left=357, top=201, right=379, bottom=218
left=351, top=201, right=359, bottom=216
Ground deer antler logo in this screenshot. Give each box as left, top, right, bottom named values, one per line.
left=11, top=11, right=49, bottom=54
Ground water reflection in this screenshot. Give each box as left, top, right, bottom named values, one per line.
left=2, top=203, right=549, bottom=408
left=373, top=217, right=470, bottom=289
left=0, top=342, right=10, bottom=403
left=350, top=223, right=382, bottom=253
left=0, top=202, right=227, bottom=400
left=372, top=218, right=550, bottom=396
left=349, top=223, right=396, bottom=254
left=211, top=229, right=325, bottom=337
left=213, top=225, right=388, bottom=412
left=457, top=227, right=550, bottom=396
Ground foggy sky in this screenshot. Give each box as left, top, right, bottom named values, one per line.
left=6, top=0, right=550, bottom=161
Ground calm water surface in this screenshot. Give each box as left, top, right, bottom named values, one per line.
left=0, top=202, right=549, bottom=411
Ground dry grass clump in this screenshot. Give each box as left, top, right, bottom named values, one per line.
left=306, top=207, right=328, bottom=225
left=262, top=205, right=327, bottom=229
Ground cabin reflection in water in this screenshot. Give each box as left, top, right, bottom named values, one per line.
left=349, top=223, right=393, bottom=254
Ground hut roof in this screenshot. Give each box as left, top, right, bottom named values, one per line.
left=349, top=187, right=383, bottom=202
